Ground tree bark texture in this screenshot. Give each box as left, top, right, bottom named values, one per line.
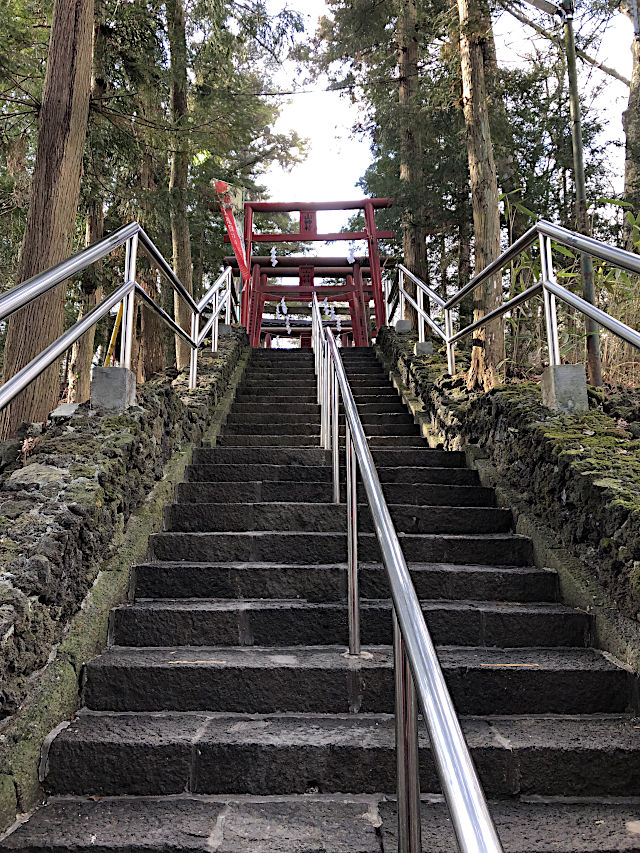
left=168, top=0, right=193, bottom=370
left=623, top=28, right=640, bottom=250
left=398, top=0, right=428, bottom=329
left=458, top=0, right=504, bottom=391
left=136, top=94, right=165, bottom=380
left=0, top=0, right=94, bottom=438
left=68, top=3, right=105, bottom=404
left=68, top=202, right=103, bottom=402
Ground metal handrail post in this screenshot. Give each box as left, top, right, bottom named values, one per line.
left=418, top=288, right=426, bottom=343
left=189, top=313, right=200, bottom=390
left=324, top=339, right=331, bottom=451
left=399, top=270, right=406, bottom=321
left=123, top=234, right=138, bottom=371
left=544, top=236, right=561, bottom=366
left=225, top=272, right=232, bottom=325
left=211, top=289, right=219, bottom=353
left=345, top=422, right=360, bottom=656
left=394, top=611, right=422, bottom=853
left=332, top=364, right=340, bottom=504
left=540, top=235, right=561, bottom=366
left=445, top=310, right=456, bottom=375
left=120, top=239, right=132, bottom=366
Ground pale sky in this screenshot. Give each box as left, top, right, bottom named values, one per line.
left=262, top=0, right=636, bottom=227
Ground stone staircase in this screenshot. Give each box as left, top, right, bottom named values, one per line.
left=3, top=347, right=640, bottom=852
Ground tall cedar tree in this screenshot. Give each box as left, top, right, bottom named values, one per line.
left=398, top=0, right=428, bottom=327
left=0, top=0, right=94, bottom=438
left=168, top=0, right=193, bottom=370
left=458, top=0, right=503, bottom=390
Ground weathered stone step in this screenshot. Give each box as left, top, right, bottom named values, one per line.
left=174, top=481, right=495, bottom=507
left=185, top=464, right=480, bottom=486
left=223, top=421, right=416, bottom=436
left=133, top=561, right=558, bottom=603
left=225, top=411, right=412, bottom=425
left=82, top=645, right=629, bottom=714
left=216, top=434, right=426, bottom=448
left=42, top=712, right=640, bottom=799
left=350, top=402, right=407, bottom=413
left=234, top=394, right=318, bottom=404
left=232, top=401, right=319, bottom=413
left=217, top=435, right=319, bottom=447
left=163, top=502, right=512, bottom=535
left=148, top=530, right=533, bottom=565
left=6, top=793, right=640, bottom=852
left=192, top=446, right=328, bottom=466
left=191, top=446, right=465, bottom=468
left=111, top=598, right=588, bottom=648
left=240, top=380, right=317, bottom=391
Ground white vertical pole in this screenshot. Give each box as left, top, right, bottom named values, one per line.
left=189, top=313, right=199, bottom=390
left=123, top=233, right=138, bottom=371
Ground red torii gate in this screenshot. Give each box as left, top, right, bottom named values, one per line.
left=218, top=192, right=394, bottom=347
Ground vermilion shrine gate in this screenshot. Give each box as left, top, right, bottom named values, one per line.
left=216, top=184, right=394, bottom=348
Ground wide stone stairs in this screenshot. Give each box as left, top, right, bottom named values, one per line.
left=3, top=348, right=640, bottom=851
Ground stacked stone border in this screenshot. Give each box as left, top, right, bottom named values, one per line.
left=0, top=331, right=249, bottom=831
left=376, top=326, right=640, bottom=679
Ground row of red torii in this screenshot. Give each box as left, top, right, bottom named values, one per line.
left=217, top=190, right=394, bottom=348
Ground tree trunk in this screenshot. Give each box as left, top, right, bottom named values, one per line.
left=137, top=112, right=164, bottom=380
left=457, top=218, right=473, bottom=333
left=623, top=22, right=640, bottom=250
left=398, top=0, right=427, bottom=328
left=168, top=0, right=193, bottom=370
left=457, top=0, right=504, bottom=391
left=68, top=3, right=105, bottom=404
left=0, top=0, right=94, bottom=438
left=68, top=202, right=103, bottom=402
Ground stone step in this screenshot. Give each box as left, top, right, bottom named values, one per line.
left=251, top=354, right=315, bottom=361
left=163, top=502, right=513, bottom=535
left=244, top=369, right=321, bottom=378
left=111, top=598, right=589, bottom=649
left=350, top=402, right=407, bottom=413
left=185, top=464, right=481, bottom=486
left=174, top=481, right=496, bottom=507
left=232, top=391, right=401, bottom=405
left=148, top=530, right=533, bottom=565
left=191, top=446, right=465, bottom=468
left=81, top=644, right=632, bottom=714
left=8, top=794, right=640, bottom=852
left=240, top=370, right=318, bottom=390
left=217, top=435, right=320, bottom=447
left=216, top=435, right=427, bottom=448
left=225, top=411, right=413, bottom=425
left=42, top=712, right=640, bottom=798
left=133, top=561, right=558, bottom=603
left=234, top=394, right=319, bottom=404
left=223, top=421, right=417, bottom=436
left=232, top=401, right=320, bottom=413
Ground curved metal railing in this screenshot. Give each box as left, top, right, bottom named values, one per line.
left=311, top=295, right=503, bottom=853
left=387, top=220, right=640, bottom=374
left=0, top=223, right=241, bottom=414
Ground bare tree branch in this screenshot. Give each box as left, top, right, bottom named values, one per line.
left=500, top=1, right=630, bottom=86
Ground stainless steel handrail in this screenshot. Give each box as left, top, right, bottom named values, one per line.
left=0, top=223, right=138, bottom=322
left=0, top=223, right=240, bottom=415
left=311, top=295, right=503, bottom=853
left=0, top=280, right=133, bottom=413
left=394, top=220, right=640, bottom=376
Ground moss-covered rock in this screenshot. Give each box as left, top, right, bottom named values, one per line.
left=377, top=326, right=640, bottom=619
left=0, top=330, right=247, bottom=719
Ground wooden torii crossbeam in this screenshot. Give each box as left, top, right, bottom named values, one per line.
left=221, top=197, right=393, bottom=347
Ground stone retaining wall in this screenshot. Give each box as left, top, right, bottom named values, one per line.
left=0, top=330, right=248, bottom=829
left=377, top=326, right=640, bottom=620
